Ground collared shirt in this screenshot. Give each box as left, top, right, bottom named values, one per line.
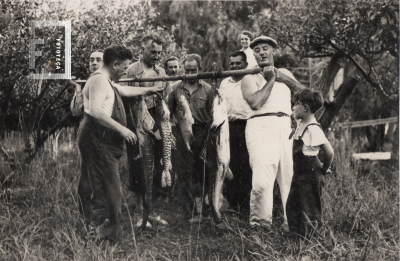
left=120, top=59, right=170, bottom=109
left=241, top=47, right=258, bottom=69
left=167, top=80, right=214, bottom=125
left=219, top=77, right=254, bottom=120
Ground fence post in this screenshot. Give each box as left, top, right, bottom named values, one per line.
left=347, top=127, right=352, bottom=160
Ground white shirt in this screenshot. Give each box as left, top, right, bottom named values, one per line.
left=219, top=77, right=254, bottom=120
left=254, top=69, right=294, bottom=116
left=241, top=47, right=258, bottom=69
left=294, top=119, right=330, bottom=156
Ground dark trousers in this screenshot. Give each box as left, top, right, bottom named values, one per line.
left=78, top=130, right=124, bottom=240
left=286, top=158, right=324, bottom=238
left=224, top=119, right=252, bottom=210
left=127, top=107, right=164, bottom=198
left=174, top=124, right=208, bottom=218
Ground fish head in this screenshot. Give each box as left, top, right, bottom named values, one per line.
left=209, top=89, right=228, bottom=133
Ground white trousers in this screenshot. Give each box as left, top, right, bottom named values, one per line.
left=245, top=116, right=293, bottom=226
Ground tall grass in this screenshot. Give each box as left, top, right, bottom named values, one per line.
left=0, top=138, right=398, bottom=260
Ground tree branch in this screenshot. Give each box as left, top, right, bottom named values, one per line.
left=318, top=77, right=360, bottom=130
left=329, top=40, right=397, bottom=101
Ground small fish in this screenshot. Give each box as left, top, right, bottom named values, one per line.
left=155, top=93, right=172, bottom=188
left=176, top=95, right=194, bottom=154
left=204, top=89, right=233, bottom=225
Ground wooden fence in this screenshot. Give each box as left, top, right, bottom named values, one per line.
left=331, top=117, right=398, bottom=160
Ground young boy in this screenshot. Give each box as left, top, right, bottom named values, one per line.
left=286, top=89, right=334, bottom=238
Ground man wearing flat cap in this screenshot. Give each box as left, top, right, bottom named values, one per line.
left=241, top=35, right=305, bottom=230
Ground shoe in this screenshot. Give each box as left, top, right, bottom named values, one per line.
left=188, top=215, right=211, bottom=223
left=250, top=220, right=272, bottom=231
left=135, top=219, right=152, bottom=228
left=280, top=222, right=289, bottom=233
left=149, top=215, right=168, bottom=225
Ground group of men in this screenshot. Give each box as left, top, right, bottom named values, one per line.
left=71, top=30, right=306, bottom=239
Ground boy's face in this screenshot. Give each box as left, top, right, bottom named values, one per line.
left=292, top=101, right=308, bottom=120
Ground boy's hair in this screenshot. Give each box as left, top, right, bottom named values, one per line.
left=293, top=89, right=324, bottom=113
left=183, top=54, right=202, bottom=70
left=240, top=30, right=253, bottom=40
left=103, top=45, right=133, bottom=66
left=229, top=51, right=247, bottom=63
left=164, top=56, right=180, bottom=69
left=141, top=33, right=165, bottom=47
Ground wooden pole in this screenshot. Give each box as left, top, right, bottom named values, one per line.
left=75, top=68, right=263, bottom=84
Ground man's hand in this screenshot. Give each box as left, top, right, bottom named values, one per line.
left=262, top=66, right=276, bottom=82
left=67, top=76, right=81, bottom=92
left=148, top=83, right=166, bottom=94
left=274, top=68, right=284, bottom=82
left=120, top=127, right=138, bottom=145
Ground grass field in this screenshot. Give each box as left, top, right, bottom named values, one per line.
left=0, top=138, right=398, bottom=261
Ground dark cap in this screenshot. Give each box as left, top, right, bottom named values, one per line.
left=250, top=36, right=278, bottom=49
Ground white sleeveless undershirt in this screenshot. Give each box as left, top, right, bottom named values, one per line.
left=254, top=71, right=292, bottom=116
left=83, top=74, right=115, bottom=117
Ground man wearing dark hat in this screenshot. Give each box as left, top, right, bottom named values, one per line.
left=241, top=36, right=305, bottom=230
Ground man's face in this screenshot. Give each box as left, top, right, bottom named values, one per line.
left=184, top=60, right=199, bottom=84
left=112, top=59, right=130, bottom=81
left=253, top=42, right=274, bottom=68
left=166, top=60, right=179, bottom=76
left=142, top=40, right=163, bottom=66
left=89, top=52, right=104, bottom=73
left=229, top=55, right=247, bottom=71
left=240, top=34, right=250, bottom=49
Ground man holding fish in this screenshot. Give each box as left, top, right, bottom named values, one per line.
left=120, top=33, right=170, bottom=227
left=219, top=51, right=253, bottom=212
left=167, top=54, right=215, bottom=223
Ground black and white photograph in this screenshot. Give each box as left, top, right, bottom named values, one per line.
left=0, top=0, right=398, bottom=260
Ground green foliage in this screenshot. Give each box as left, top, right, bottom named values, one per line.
left=262, top=0, right=399, bottom=101
left=153, top=1, right=275, bottom=72
left=0, top=0, right=176, bottom=157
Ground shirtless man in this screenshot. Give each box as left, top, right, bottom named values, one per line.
left=70, top=50, right=104, bottom=116
left=241, top=36, right=305, bottom=230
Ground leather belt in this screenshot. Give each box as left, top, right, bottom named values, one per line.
left=250, top=112, right=289, bottom=119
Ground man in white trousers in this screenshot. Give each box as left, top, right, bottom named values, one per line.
left=241, top=36, right=305, bottom=230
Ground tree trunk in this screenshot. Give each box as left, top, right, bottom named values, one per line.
left=315, top=52, right=342, bottom=97
left=24, top=111, right=73, bottom=164
left=318, top=77, right=359, bottom=130
left=0, top=82, right=15, bottom=141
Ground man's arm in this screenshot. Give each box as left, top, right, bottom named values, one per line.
left=241, top=66, right=276, bottom=110
left=115, top=83, right=164, bottom=97
left=88, top=77, right=137, bottom=144
left=275, top=68, right=306, bottom=94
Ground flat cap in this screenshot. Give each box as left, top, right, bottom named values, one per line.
left=250, top=36, right=278, bottom=49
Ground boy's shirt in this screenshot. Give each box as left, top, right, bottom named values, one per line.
left=294, top=119, right=330, bottom=156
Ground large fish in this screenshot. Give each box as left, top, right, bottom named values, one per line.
left=154, top=93, right=172, bottom=188
left=203, top=89, right=233, bottom=225
left=131, top=96, right=155, bottom=231
left=176, top=95, right=194, bottom=154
